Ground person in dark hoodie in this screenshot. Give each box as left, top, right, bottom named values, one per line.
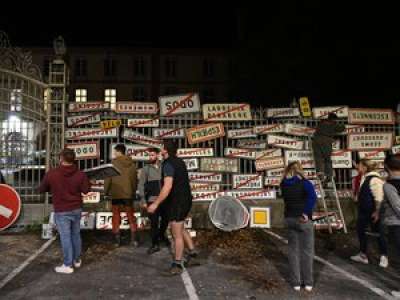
left=280, top=161, right=317, bottom=292
left=312, top=112, right=345, bottom=184
left=39, top=148, right=90, bottom=274
left=138, top=147, right=170, bottom=255
left=105, top=144, right=138, bottom=247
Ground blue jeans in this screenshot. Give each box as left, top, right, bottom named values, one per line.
left=55, top=209, right=82, bottom=267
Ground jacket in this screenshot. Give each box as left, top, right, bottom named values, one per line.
left=381, top=177, right=400, bottom=226
left=138, top=162, right=162, bottom=203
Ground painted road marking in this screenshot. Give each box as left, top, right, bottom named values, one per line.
left=0, top=205, right=12, bottom=218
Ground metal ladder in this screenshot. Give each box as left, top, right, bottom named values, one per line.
left=308, top=137, right=347, bottom=234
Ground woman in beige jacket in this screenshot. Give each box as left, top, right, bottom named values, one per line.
left=350, top=159, right=388, bottom=268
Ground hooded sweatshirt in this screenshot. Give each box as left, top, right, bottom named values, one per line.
left=104, top=155, right=137, bottom=200
left=39, top=164, right=90, bottom=213
left=313, top=120, right=345, bottom=145
left=359, top=171, right=384, bottom=210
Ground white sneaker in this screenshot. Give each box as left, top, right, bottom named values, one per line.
left=73, top=259, right=82, bottom=268
left=293, top=286, right=301, bottom=291
left=391, top=291, right=400, bottom=298
left=54, top=264, right=74, bottom=274
left=305, top=286, right=313, bottom=292
left=379, top=256, right=389, bottom=268
left=350, top=253, right=369, bottom=264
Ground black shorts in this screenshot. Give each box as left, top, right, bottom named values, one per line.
left=112, top=198, right=133, bottom=207
left=166, top=198, right=192, bottom=222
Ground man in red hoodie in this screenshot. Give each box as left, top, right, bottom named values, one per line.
left=39, top=148, right=90, bottom=274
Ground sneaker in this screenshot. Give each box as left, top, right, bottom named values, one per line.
left=55, top=264, right=74, bottom=274
left=293, top=286, right=301, bottom=292
left=73, top=259, right=82, bottom=268
left=391, top=291, right=400, bottom=298
left=379, top=255, right=389, bottom=268
left=350, top=253, right=369, bottom=264
left=305, top=286, right=313, bottom=292
left=147, top=245, right=161, bottom=255
left=163, top=263, right=183, bottom=276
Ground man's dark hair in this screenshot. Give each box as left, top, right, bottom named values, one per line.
left=114, top=144, right=126, bottom=155
left=147, top=147, right=160, bottom=154
left=60, top=148, right=76, bottom=164
left=163, top=140, right=177, bottom=156
left=384, top=154, right=400, bottom=171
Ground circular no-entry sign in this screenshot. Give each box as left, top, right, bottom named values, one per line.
left=0, top=184, right=21, bottom=231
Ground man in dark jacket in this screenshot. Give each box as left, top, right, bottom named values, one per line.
left=39, top=148, right=90, bottom=274
left=148, top=140, right=198, bottom=275
left=105, top=144, right=138, bottom=247
left=312, top=112, right=345, bottom=183
left=138, top=147, right=169, bottom=254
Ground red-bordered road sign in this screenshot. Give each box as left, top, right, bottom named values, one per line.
left=0, top=184, right=21, bottom=230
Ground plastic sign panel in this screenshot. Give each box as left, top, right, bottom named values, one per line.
left=253, top=123, right=285, bottom=135
left=111, top=143, right=152, bottom=161
left=392, top=145, right=400, bottom=154
left=227, top=128, right=256, bottom=139
left=331, top=150, right=352, bottom=169
left=266, top=168, right=285, bottom=177
left=343, top=125, right=365, bottom=135
left=82, top=192, right=100, bottom=204
left=183, top=158, right=199, bottom=171
left=348, top=108, right=394, bottom=125
left=250, top=207, right=271, bottom=228
left=232, top=174, right=263, bottom=189
left=358, top=151, right=386, bottom=160
left=284, top=150, right=315, bottom=169
left=224, top=148, right=256, bottom=160
left=80, top=212, right=96, bottom=230
left=312, top=106, right=348, bottom=119
left=303, top=169, right=317, bottom=179
left=255, top=148, right=283, bottom=160
left=177, top=148, right=214, bottom=158
left=67, top=113, right=101, bottom=127
left=237, top=139, right=267, bottom=149
left=255, top=157, right=285, bottom=171
left=153, top=128, right=185, bottom=139
left=225, top=189, right=276, bottom=200
left=347, top=132, right=393, bottom=150
left=115, top=102, right=158, bottom=114
left=0, top=184, right=21, bottom=230
left=267, top=134, right=304, bottom=150
left=188, top=172, right=222, bottom=183
left=66, top=142, right=99, bottom=160
left=299, top=97, right=312, bottom=117
left=200, top=157, right=239, bottom=173
left=192, top=191, right=220, bottom=202
left=266, top=107, right=300, bottom=118
left=190, top=183, right=220, bottom=192
left=83, top=164, right=121, bottom=180
left=284, top=124, right=315, bottom=137
left=159, top=93, right=201, bottom=116
left=203, top=103, right=252, bottom=121
left=100, top=119, right=122, bottom=129
left=122, top=129, right=163, bottom=149
left=186, top=123, right=225, bottom=145
left=65, top=128, right=118, bottom=140
left=96, top=212, right=144, bottom=230
left=264, top=176, right=281, bottom=186
left=127, top=118, right=159, bottom=128
left=68, top=101, right=110, bottom=112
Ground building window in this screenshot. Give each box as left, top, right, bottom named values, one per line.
left=133, top=57, right=146, bottom=77
left=203, top=87, right=215, bottom=101
left=203, top=59, right=215, bottom=78
left=74, top=58, right=87, bottom=77
left=10, top=89, right=22, bottom=112
left=104, top=57, right=117, bottom=77
left=75, top=89, right=87, bottom=102
left=133, top=86, right=147, bottom=100
left=105, top=89, right=117, bottom=109
left=165, top=57, right=177, bottom=78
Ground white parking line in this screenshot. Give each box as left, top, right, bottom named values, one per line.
left=264, top=229, right=395, bottom=300
left=181, top=269, right=200, bottom=300
left=0, top=236, right=56, bottom=290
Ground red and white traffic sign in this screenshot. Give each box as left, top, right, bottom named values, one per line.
left=0, top=184, right=21, bottom=230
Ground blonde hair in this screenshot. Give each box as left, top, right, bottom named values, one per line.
left=281, top=161, right=305, bottom=183
left=359, top=158, right=378, bottom=173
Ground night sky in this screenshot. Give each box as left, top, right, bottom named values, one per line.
left=1, top=4, right=400, bottom=109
